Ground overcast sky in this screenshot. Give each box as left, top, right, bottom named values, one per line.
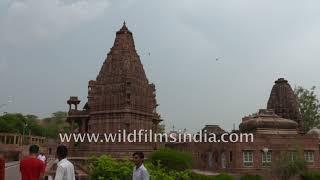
left=0, top=0, right=319, bottom=132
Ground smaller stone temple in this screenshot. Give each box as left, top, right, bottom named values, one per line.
left=239, top=109, right=299, bottom=134
left=168, top=78, right=320, bottom=178
left=66, top=23, right=162, bottom=158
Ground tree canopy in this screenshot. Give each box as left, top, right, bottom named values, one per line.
left=294, top=86, right=320, bottom=132
left=0, top=111, right=70, bottom=138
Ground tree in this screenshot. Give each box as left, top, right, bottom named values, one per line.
left=0, top=111, right=70, bottom=138
left=149, top=148, right=193, bottom=171
left=41, top=111, right=70, bottom=138
left=158, top=123, right=165, bottom=133
left=271, top=147, right=307, bottom=180
left=294, top=86, right=320, bottom=132
left=0, top=113, right=44, bottom=136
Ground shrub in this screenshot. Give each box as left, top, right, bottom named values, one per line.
left=89, top=154, right=235, bottom=180
left=240, top=174, right=263, bottom=180
left=190, top=172, right=215, bottom=180
left=213, top=173, right=236, bottom=180
left=301, top=171, right=320, bottom=180
left=148, top=148, right=192, bottom=171
left=144, top=162, right=191, bottom=180
left=190, top=172, right=235, bottom=180
left=89, top=155, right=132, bottom=180
left=271, top=151, right=307, bottom=180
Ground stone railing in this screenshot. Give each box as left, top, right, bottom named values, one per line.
left=0, top=133, right=46, bottom=146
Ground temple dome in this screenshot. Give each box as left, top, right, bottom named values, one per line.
left=239, top=109, right=298, bottom=133
left=307, top=127, right=320, bottom=138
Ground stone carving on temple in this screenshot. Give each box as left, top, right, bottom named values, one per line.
left=66, top=22, right=162, bottom=157
left=267, top=78, right=303, bottom=131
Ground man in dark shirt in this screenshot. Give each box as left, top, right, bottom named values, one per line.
left=20, top=145, right=45, bottom=180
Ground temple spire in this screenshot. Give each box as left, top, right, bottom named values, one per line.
left=267, top=78, right=303, bottom=130
left=96, top=22, right=147, bottom=83
left=118, top=21, right=130, bottom=33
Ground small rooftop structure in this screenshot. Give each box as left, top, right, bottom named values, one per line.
left=201, top=125, right=226, bottom=135
left=307, top=127, right=320, bottom=139
left=239, top=109, right=298, bottom=134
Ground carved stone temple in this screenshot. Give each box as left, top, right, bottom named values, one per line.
left=267, top=78, right=303, bottom=130
left=66, top=23, right=162, bottom=157
left=168, top=78, right=320, bottom=178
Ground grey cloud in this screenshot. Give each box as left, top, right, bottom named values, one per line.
left=0, top=57, right=8, bottom=73
left=0, top=0, right=109, bottom=48
left=0, top=0, right=319, bottom=132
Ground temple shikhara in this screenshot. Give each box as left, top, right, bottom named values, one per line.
left=267, top=78, right=303, bottom=129
left=66, top=23, right=162, bottom=157
left=59, top=23, right=320, bottom=178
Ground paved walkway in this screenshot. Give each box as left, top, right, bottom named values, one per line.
left=5, top=161, right=20, bottom=180
left=192, top=169, right=241, bottom=179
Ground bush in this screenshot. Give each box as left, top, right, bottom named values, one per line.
left=89, top=155, right=132, bottom=180
left=190, top=172, right=215, bottom=180
left=240, top=174, right=263, bottom=180
left=190, top=172, right=235, bottom=180
left=213, top=173, right=236, bottom=180
left=89, top=155, right=235, bottom=180
left=301, top=171, right=320, bottom=180
left=271, top=151, right=307, bottom=180
left=148, top=148, right=192, bottom=171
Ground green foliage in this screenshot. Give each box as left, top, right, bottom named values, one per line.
left=0, top=111, right=70, bottom=138
left=89, top=155, right=234, bottom=180
left=191, top=172, right=235, bottom=180
left=144, top=162, right=191, bottom=180
left=213, top=173, right=236, bottom=180
left=240, top=174, right=263, bottom=180
left=0, top=113, right=44, bottom=136
left=89, top=155, right=132, bottom=180
left=271, top=151, right=307, bottom=180
left=294, top=86, right=320, bottom=132
left=149, top=148, right=193, bottom=171
left=301, top=171, right=320, bottom=180
left=158, top=123, right=165, bottom=133
left=41, top=111, right=70, bottom=138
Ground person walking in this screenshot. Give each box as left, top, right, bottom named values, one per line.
left=132, top=152, right=149, bottom=180
left=54, top=145, right=75, bottom=180
left=20, top=145, right=45, bottom=180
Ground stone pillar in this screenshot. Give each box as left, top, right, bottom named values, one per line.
left=13, top=135, right=16, bottom=145
left=0, top=155, right=4, bottom=180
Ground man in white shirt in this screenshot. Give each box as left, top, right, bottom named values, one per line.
left=37, top=153, right=46, bottom=163
left=132, top=151, right=149, bottom=180
left=54, top=145, right=75, bottom=180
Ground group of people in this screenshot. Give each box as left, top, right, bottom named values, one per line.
left=20, top=144, right=75, bottom=180
left=20, top=144, right=150, bottom=180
